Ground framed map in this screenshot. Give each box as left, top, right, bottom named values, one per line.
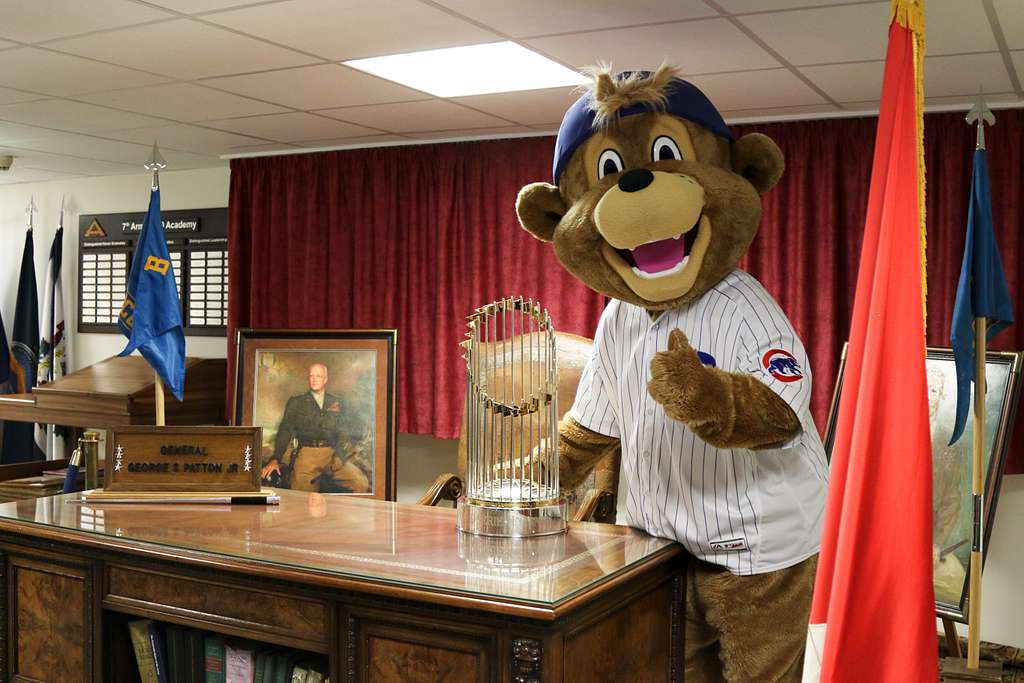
left=823, top=344, right=1022, bottom=621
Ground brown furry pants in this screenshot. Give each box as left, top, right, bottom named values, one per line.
left=684, top=554, right=817, bottom=683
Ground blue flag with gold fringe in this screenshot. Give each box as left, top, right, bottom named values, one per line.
left=949, top=148, right=1014, bottom=445
left=117, top=188, right=185, bottom=400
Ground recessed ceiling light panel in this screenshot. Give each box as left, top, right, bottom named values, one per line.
left=344, top=42, right=586, bottom=98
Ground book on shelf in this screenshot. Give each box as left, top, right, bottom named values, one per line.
left=128, top=619, right=160, bottom=683
left=127, top=619, right=326, bottom=683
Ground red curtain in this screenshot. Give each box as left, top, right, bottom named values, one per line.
left=738, top=109, right=1024, bottom=473
left=229, top=110, right=1024, bottom=471
left=228, top=139, right=606, bottom=439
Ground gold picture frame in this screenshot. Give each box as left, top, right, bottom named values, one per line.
left=233, top=328, right=398, bottom=501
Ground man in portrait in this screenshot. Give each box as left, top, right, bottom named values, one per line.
left=260, top=362, right=372, bottom=493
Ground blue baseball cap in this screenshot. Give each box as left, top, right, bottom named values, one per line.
left=552, top=72, right=733, bottom=184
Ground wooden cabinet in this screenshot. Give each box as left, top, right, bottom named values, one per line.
left=0, top=492, right=684, bottom=682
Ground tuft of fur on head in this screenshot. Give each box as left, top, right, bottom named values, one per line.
left=581, top=62, right=680, bottom=128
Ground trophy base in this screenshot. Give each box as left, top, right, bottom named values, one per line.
left=456, top=496, right=568, bottom=538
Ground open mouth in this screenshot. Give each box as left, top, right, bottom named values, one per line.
left=614, top=214, right=701, bottom=279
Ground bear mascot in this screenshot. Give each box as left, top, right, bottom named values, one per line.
left=516, top=65, right=829, bottom=682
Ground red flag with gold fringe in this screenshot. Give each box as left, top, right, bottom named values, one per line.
left=802, top=1, right=937, bottom=681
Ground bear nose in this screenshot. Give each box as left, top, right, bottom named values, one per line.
left=617, top=168, right=654, bottom=193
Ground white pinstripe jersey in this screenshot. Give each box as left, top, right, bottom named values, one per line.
left=571, top=269, right=828, bottom=575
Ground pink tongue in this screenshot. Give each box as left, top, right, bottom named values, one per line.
left=631, top=235, right=687, bottom=274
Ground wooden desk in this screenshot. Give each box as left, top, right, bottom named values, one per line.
left=0, top=490, right=684, bottom=682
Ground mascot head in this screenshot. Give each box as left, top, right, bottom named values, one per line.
left=516, top=65, right=784, bottom=311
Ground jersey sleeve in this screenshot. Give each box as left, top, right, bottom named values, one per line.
left=735, top=289, right=813, bottom=447
left=570, top=311, right=620, bottom=438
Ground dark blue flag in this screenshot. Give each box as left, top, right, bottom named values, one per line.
left=0, top=310, right=15, bottom=454
left=118, top=188, right=185, bottom=400
left=1, top=229, right=43, bottom=462
left=949, top=148, right=1014, bottom=444
left=0, top=310, right=11, bottom=393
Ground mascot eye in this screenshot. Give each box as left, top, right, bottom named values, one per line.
left=597, top=149, right=624, bottom=179
left=651, top=135, right=683, bottom=162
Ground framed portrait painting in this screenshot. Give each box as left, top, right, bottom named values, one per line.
left=233, top=329, right=398, bottom=500
left=823, top=344, right=1023, bottom=621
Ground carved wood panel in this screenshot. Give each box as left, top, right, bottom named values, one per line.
left=9, top=555, right=92, bottom=683
left=105, top=564, right=328, bottom=650
left=347, top=609, right=498, bottom=683
left=563, top=582, right=674, bottom=683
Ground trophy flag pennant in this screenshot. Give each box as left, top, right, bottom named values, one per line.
left=35, top=205, right=69, bottom=460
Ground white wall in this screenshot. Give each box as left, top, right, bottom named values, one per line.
left=1, top=166, right=1021, bottom=649
left=0, top=166, right=231, bottom=372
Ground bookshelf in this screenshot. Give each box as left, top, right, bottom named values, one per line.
left=0, top=490, right=685, bottom=682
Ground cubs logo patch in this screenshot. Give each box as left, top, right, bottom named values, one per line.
left=762, top=349, right=803, bottom=382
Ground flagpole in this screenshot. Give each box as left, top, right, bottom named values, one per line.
left=965, top=91, right=994, bottom=671
left=968, top=316, right=985, bottom=668
left=144, top=142, right=168, bottom=427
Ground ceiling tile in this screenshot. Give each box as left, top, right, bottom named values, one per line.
left=737, top=3, right=890, bottom=65
left=0, top=100, right=170, bottom=134
left=205, top=0, right=498, bottom=61
left=995, top=0, right=1024, bottom=50
left=1013, top=51, right=1024, bottom=83
left=320, top=100, right=510, bottom=133
left=76, top=83, right=289, bottom=122
left=451, top=87, right=579, bottom=126
left=801, top=61, right=883, bottom=103
left=11, top=133, right=162, bottom=164
left=46, top=19, right=316, bottom=80
left=204, top=112, right=378, bottom=142
left=0, top=87, right=47, bottom=106
left=0, top=150, right=140, bottom=176
left=0, top=120, right=77, bottom=145
left=0, top=48, right=169, bottom=96
left=431, top=0, right=716, bottom=38
left=403, top=126, right=538, bottom=140
left=922, top=92, right=1019, bottom=107
left=201, top=64, right=426, bottom=110
left=0, top=167, right=82, bottom=184
left=159, top=148, right=226, bottom=169
left=0, top=0, right=171, bottom=44
left=929, top=0, right=998, bottom=55
left=804, top=53, right=1014, bottom=105
left=294, top=134, right=409, bottom=148
left=722, top=103, right=842, bottom=121
left=718, top=0, right=887, bottom=11
left=686, top=69, right=826, bottom=111
left=525, top=19, right=781, bottom=75
left=107, top=124, right=269, bottom=153
left=146, top=0, right=267, bottom=12
left=227, top=142, right=304, bottom=154
left=924, top=53, right=1014, bottom=98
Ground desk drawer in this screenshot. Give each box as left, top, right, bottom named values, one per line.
left=104, top=564, right=329, bottom=651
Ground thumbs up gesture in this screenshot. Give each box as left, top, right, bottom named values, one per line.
left=647, top=329, right=727, bottom=427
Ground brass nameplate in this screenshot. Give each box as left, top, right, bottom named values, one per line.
left=106, top=426, right=261, bottom=493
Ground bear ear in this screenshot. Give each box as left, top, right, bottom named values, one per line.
left=731, top=132, right=785, bottom=194
left=516, top=182, right=566, bottom=242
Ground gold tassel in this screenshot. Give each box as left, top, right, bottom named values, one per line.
left=892, top=0, right=928, bottom=322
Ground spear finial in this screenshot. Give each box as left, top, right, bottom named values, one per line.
left=144, top=141, right=167, bottom=190
left=965, top=90, right=995, bottom=150
left=25, top=195, right=37, bottom=230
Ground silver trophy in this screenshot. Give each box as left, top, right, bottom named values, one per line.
left=456, top=297, right=567, bottom=537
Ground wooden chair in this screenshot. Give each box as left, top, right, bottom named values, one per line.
left=417, top=332, right=621, bottom=524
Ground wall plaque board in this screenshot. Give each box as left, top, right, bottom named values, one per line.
left=77, top=208, right=228, bottom=337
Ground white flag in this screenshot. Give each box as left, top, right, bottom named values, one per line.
left=35, top=219, right=67, bottom=460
